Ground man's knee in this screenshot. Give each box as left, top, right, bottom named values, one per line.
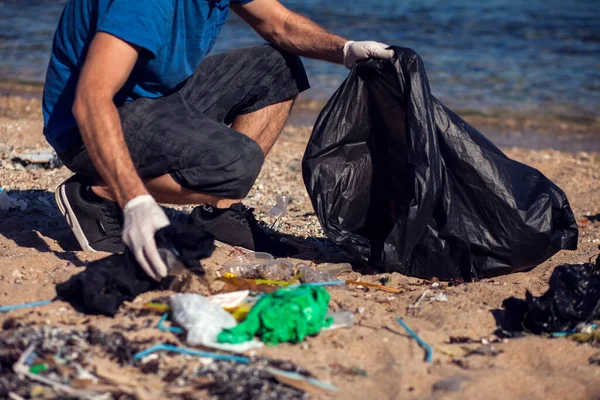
left=229, top=138, right=264, bottom=199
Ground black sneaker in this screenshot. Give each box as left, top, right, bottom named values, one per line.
left=55, top=175, right=125, bottom=253
left=188, top=203, right=297, bottom=257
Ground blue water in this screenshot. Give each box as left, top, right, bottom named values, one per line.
left=1, top=0, right=599, bottom=118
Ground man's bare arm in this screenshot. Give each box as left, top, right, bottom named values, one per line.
left=232, top=0, right=347, bottom=64
left=72, top=32, right=147, bottom=208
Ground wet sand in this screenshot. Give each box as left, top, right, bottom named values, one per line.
left=1, top=96, right=600, bottom=399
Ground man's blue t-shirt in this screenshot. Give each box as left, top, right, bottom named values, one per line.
left=43, top=0, right=252, bottom=153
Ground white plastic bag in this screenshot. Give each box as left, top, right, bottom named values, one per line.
left=170, top=293, right=262, bottom=352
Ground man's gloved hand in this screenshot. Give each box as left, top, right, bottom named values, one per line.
left=122, top=194, right=170, bottom=281
left=343, top=41, right=395, bottom=69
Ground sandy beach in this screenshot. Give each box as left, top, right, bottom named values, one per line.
left=1, top=95, right=599, bottom=399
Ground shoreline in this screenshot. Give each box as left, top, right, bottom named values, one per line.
left=2, top=90, right=599, bottom=153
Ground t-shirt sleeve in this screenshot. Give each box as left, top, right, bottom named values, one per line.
left=230, top=0, right=254, bottom=4
left=97, top=0, right=175, bottom=57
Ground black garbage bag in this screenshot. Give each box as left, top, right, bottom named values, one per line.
left=302, top=47, right=578, bottom=280
left=502, top=264, right=600, bottom=334
left=56, top=224, right=213, bottom=316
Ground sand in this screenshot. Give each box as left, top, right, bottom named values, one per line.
left=1, top=95, right=600, bottom=399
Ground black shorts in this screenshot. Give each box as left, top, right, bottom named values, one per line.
left=59, top=45, right=310, bottom=199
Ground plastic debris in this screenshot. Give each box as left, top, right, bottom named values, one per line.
left=208, top=290, right=251, bottom=309
left=433, top=376, right=471, bottom=392
left=10, top=149, right=62, bottom=169
left=0, top=300, right=53, bottom=313
left=298, top=263, right=335, bottom=283
left=326, top=311, right=355, bottom=330
left=589, top=352, right=600, bottom=366
left=218, top=285, right=333, bottom=345
left=170, top=293, right=263, bottom=352
left=157, top=313, right=185, bottom=334
left=317, top=262, right=353, bottom=276
left=133, top=344, right=250, bottom=363
left=395, top=317, right=433, bottom=363
left=345, top=279, right=401, bottom=293
left=408, top=290, right=448, bottom=315
left=502, top=264, right=600, bottom=334
left=267, top=195, right=289, bottom=218
left=0, top=189, right=28, bottom=211
left=266, top=367, right=337, bottom=394
left=222, top=252, right=275, bottom=278
left=28, top=364, right=48, bottom=374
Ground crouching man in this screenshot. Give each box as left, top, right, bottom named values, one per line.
left=44, top=0, right=393, bottom=279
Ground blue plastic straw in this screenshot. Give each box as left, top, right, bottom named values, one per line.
left=0, top=300, right=53, bottom=313
left=396, top=317, right=433, bottom=363
left=552, top=323, right=598, bottom=338
left=157, top=313, right=185, bottom=334
left=133, top=344, right=250, bottom=363
left=288, top=280, right=346, bottom=289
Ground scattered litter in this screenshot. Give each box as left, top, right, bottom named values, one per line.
left=395, top=317, right=433, bottom=363
left=157, top=313, right=185, bottom=334
left=218, top=286, right=333, bottom=345
left=345, top=279, right=401, bottom=293
left=170, top=293, right=263, bottom=352
left=432, top=376, right=471, bottom=392
left=0, top=189, right=28, bottom=211
left=326, top=311, right=355, bottom=330
left=407, top=290, right=448, bottom=315
left=502, top=264, right=600, bottom=334
left=143, top=302, right=171, bottom=313
left=318, top=262, right=353, bottom=276
left=298, top=263, right=335, bottom=283
left=133, top=344, right=250, bottom=363
left=208, top=290, right=251, bottom=309
left=0, top=325, right=316, bottom=399
left=10, top=149, right=62, bottom=169
left=222, top=252, right=274, bottom=278
left=267, top=195, right=289, bottom=218
left=266, top=366, right=337, bottom=395
left=0, top=300, right=53, bottom=313
left=329, top=363, right=368, bottom=377
left=465, top=344, right=502, bottom=357
left=565, top=325, right=600, bottom=344
left=288, top=280, right=346, bottom=289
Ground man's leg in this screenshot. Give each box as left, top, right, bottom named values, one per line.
left=91, top=96, right=295, bottom=206
left=215, top=97, right=295, bottom=208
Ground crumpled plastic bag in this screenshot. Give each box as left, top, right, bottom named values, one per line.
left=217, top=285, right=333, bottom=345
left=170, top=293, right=263, bottom=352
left=302, top=46, right=578, bottom=280
left=502, top=264, right=600, bottom=334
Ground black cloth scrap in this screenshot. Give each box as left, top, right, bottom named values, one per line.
left=56, top=224, right=213, bottom=316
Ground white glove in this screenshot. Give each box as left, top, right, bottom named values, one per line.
left=343, top=41, right=394, bottom=69
left=122, top=195, right=170, bottom=281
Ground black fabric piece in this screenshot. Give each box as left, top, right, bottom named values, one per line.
left=56, top=224, right=214, bottom=316
left=502, top=264, right=600, bottom=334
left=302, top=47, right=578, bottom=280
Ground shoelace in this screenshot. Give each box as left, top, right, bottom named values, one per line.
left=231, top=206, right=259, bottom=228
left=101, top=204, right=124, bottom=244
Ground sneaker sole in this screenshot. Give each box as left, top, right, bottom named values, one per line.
left=55, top=183, right=96, bottom=252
